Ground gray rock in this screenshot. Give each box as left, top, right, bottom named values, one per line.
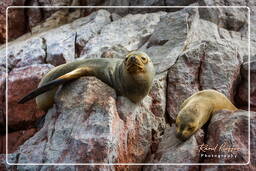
left=0, top=37, right=46, bottom=70
left=167, top=40, right=242, bottom=121
left=198, top=0, right=249, bottom=32
left=141, top=8, right=198, bottom=73
left=143, top=125, right=203, bottom=171
left=42, top=24, right=76, bottom=64
left=74, top=10, right=112, bottom=58
left=80, top=11, right=166, bottom=60
left=167, top=43, right=204, bottom=121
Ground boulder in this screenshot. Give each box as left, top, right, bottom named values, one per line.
left=0, top=4, right=253, bottom=170
left=3, top=75, right=166, bottom=170
left=200, top=110, right=254, bottom=170
left=2, top=1, right=27, bottom=42
left=0, top=128, right=37, bottom=154
left=79, top=10, right=166, bottom=60
left=7, top=64, right=53, bottom=130
left=2, top=37, right=47, bottom=69
left=237, top=60, right=256, bottom=110
left=198, top=0, right=249, bottom=32
left=144, top=125, right=204, bottom=171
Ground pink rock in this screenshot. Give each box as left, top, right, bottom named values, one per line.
left=167, top=44, right=204, bottom=121
left=167, top=41, right=241, bottom=121
left=1, top=75, right=166, bottom=170
left=7, top=64, right=53, bottom=129
left=200, top=110, right=253, bottom=170
left=144, top=125, right=204, bottom=171
left=237, top=60, right=256, bottom=110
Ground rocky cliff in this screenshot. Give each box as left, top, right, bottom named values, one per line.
left=0, top=0, right=255, bottom=170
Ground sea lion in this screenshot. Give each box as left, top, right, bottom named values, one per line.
left=18, top=51, right=155, bottom=111
left=175, top=89, right=238, bottom=141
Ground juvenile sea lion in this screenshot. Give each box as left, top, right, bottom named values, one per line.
left=18, top=51, right=155, bottom=111
left=175, top=89, right=238, bottom=141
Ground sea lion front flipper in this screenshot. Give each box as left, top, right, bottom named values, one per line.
left=18, top=67, right=91, bottom=104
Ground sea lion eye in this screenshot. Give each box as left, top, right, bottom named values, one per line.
left=140, top=56, right=148, bottom=63
left=187, top=126, right=194, bottom=131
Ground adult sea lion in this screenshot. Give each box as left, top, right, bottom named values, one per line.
left=175, top=89, right=238, bottom=141
left=18, top=51, right=155, bottom=111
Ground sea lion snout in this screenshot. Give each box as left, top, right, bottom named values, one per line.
left=175, top=132, right=187, bottom=141
left=125, top=51, right=150, bottom=73
left=130, top=55, right=136, bottom=62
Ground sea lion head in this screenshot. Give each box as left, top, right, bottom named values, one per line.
left=122, top=51, right=155, bottom=103
left=175, top=109, right=199, bottom=141
left=124, top=51, right=154, bottom=74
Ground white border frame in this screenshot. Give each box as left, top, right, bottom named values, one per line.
left=5, top=6, right=250, bottom=166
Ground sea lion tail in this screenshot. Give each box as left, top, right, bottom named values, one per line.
left=18, top=79, right=66, bottom=104
left=18, top=67, right=91, bottom=104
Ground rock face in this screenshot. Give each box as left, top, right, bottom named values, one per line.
left=237, top=60, right=256, bottom=110
left=7, top=64, right=53, bottom=130
left=144, top=125, right=204, bottom=171
left=200, top=110, right=252, bottom=170
left=0, top=2, right=254, bottom=171
left=3, top=77, right=166, bottom=170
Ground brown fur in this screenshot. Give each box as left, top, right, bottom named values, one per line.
left=175, top=89, right=238, bottom=141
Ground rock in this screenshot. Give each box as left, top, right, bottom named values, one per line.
left=2, top=75, right=166, bottom=170
left=80, top=11, right=166, bottom=60
left=74, top=9, right=112, bottom=58
left=236, top=60, right=256, bottom=110
left=143, top=125, right=204, bottom=171
left=3, top=37, right=47, bottom=69
left=198, top=0, right=249, bottom=32
left=141, top=8, right=197, bottom=73
left=200, top=110, right=253, bottom=170
left=3, top=1, right=27, bottom=42
left=250, top=111, right=256, bottom=169
left=0, top=4, right=253, bottom=170
left=7, top=64, right=53, bottom=130
left=199, top=41, right=241, bottom=101
left=43, top=26, right=76, bottom=65
left=166, top=0, right=197, bottom=6
left=116, top=73, right=166, bottom=168
left=0, top=72, right=5, bottom=134
left=0, top=128, right=37, bottom=154
left=167, top=40, right=241, bottom=121
left=166, top=43, right=203, bottom=122
left=26, top=1, right=43, bottom=29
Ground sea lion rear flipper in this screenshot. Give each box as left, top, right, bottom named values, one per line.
left=18, top=67, right=91, bottom=104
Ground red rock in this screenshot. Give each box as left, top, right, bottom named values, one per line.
left=0, top=72, right=5, bottom=134
left=237, top=60, right=256, bottom=110
left=7, top=64, right=53, bottom=129
left=7, top=7, right=27, bottom=42
left=0, top=128, right=37, bottom=154
left=200, top=110, right=253, bottom=170
left=167, top=44, right=204, bottom=121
